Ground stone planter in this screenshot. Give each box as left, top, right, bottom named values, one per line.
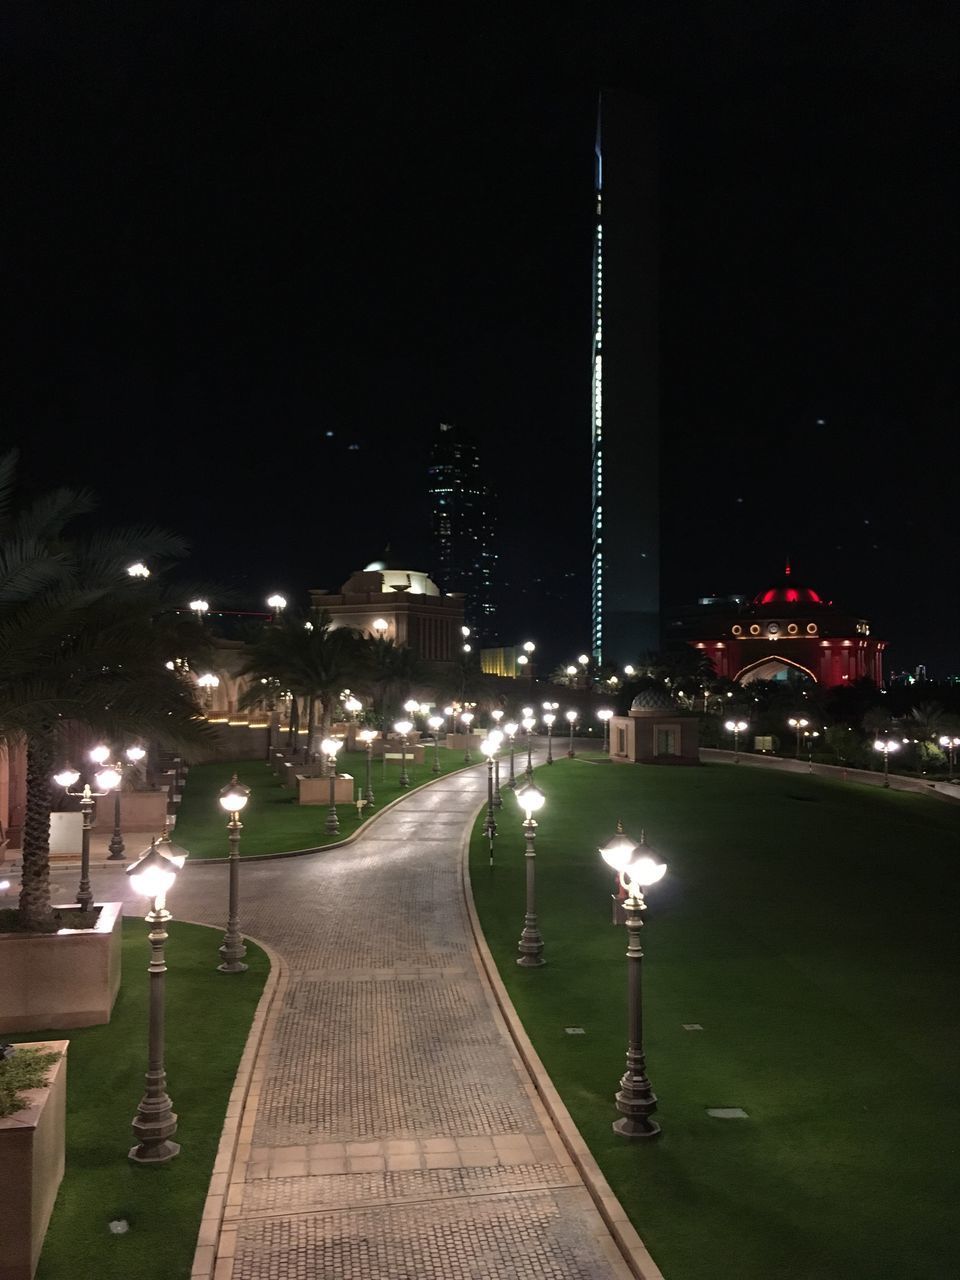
left=0, top=1041, right=68, bottom=1280
left=0, top=902, right=122, bottom=1033
left=91, top=789, right=168, bottom=834
left=297, top=773, right=356, bottom=806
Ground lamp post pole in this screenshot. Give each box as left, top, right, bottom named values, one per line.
left=566, top=711, right=577, bottom=758
left=461, top=712, right=474, bottom=764
left=543, top=713, right=555, bottom=764
left=217, top=775, right=249, bottom=974
left=874, top=738, right=899, bottom=787
left=481, top=738, right=498, bottom=865
left=56, top=760, right=122, bottom=911
left=428, top=716, right=444, bottom=774
left=394, top=720, right=413, bottom=788
left=598, top=709, right=613, bottom=754
left=322, top=739, right=342, bottom=834
left=515, top=782, right=546, bottom=967
left=125, top=839, right=186, bottom=1165
left=788, top=717, right=809, bottom=759
left=599, top=824, right=666, bottom=1139
left=724, top=719, right=748, bottom=763
left=504, top=723, right=518, bottom=788
left=358, top=729, right=376, bottom=804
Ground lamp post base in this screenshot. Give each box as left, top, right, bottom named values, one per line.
left=612, top=1115, right=661, bottom=1140
left=218, top=937, right=248, bottom=973
left=516, top=930, right=544, bottom=967
left=107, top=833, right=126, bottom=861
left=129, top=1098, right=180, bottom=1163
left=129, top=1137, right=181, bottom=1164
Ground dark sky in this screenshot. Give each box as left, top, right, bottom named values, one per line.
left=4, top=3, right=957, bottom=671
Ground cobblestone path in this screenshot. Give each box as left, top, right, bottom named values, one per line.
left=62, top=762, right=635, bottom=1279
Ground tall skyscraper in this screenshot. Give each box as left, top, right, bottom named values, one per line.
left=427, top=422, right=498, bottom=635
left=591, top=94, right=660, bottom=663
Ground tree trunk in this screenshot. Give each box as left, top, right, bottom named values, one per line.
left=287, top=695, right=299, bottom=749
left=304, top=694, right=316, bottom=763
left=18, top=727, right=56, bottom=931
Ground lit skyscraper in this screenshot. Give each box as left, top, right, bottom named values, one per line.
left=591, top=94, right=660, bottom=662
left=427, top=422, right=497, bottom=635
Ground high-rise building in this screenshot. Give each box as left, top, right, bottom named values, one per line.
left=591, top=94, right=660, bottom=663
left=426, top=422, right=497, bottom=635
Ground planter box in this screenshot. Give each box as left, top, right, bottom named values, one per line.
left=91, top=790, right=168, bottom=834
left=0, top=902, right=122, bottom=1034
left=444, top=733, right=484, bottom=752
left=0, top=1041, right=68, bottom=1280
left=297, top=774, right=355, bottom=806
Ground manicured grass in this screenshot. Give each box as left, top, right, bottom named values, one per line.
left=8, top=921, right=268, bottom=1280
left=471, top=761, right=960, bottom=1280
left=173, top=747, right=469, bottom=857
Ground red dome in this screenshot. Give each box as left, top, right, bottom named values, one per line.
left=754, top=583, right=823, bottom=606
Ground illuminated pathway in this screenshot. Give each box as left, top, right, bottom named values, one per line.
left=59, top=760, right=637, bottom=1280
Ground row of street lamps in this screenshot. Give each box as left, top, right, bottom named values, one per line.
left=505, top=777, right=667, bottom=1139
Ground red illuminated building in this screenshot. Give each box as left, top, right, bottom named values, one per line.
left=670, top=567, right=886, bottom=687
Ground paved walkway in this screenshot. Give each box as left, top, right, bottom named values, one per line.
left=47, top=760, right=636, bottom=1279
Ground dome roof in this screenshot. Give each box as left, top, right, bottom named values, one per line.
left=630, top=686, right=676, bottom=711
left=753, top=583, right=823, bottom=607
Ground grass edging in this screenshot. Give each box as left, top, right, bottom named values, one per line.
left=459, top=800, right=665, bottom=1280
left=184, top=758, right=479, bottom=864
left=186, top=925, right=284, bottom=1280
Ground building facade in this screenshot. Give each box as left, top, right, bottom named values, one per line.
left=591, top=93, right=660, bottom=664
left=668, top=572, right=886, bottom=687
left=426, top=422, right=497, bottom=637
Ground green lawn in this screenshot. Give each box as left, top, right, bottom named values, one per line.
left=173, top=747, right=468, bottom=857
left=9, top=921, right=268, bottom=1280
left=470, top=761, right=960, bottom=1280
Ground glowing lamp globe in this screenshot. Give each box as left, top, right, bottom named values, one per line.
left=543, top=713, right=556, bottom=727
left=461, top=712, right=474, bottom=726
left=321, top=737, right=342, bottom=759
left=578, top=654, right=589, bottom=666
left=522, top=641, right=536, bottom=653
left=480, top=738, right=498, bottom=758
left=403, top=699, right=420, bottom=714
left=515, top=782, right=546, bottom=818
left=517, top=654, right=528, bottom=666
left=491, top=709, right=504, bottom=723
left=522, top=706, right=533, bottom=717
left=125, top=745, right=147, bottom=763
left=189, top=599, right=209, bottom=614
left=461, top=625, right=471, bottom=637
left=599, top=825, right=638, bottom=872
left=219, top=776, right=250, bottom=814
left=127, top=561, right=150, bottom=578
left=95, top=767, right=122, bottom=791
left=126, top=840, right=184, bottom=901
left=266, top=593, right=287, bottom=610
left=521, top=716, right=535, bottom=732
left=566, top=666, right=577, bottom=677
left=54, top=768, right=80, bottom=789
left=89, top=745, right=111, bottom=765
left=628, top=855, right=667, bottom=887
left=597, top=709, right=614, bottom=723
left=427, top=716, right=444, bottom=731
left=443, top=706, right=455, bottom=716
left=372, top=618, right=388, bottom=634
left=624, top=665, right=636, bottom=676
left=565, top=710, right=577, bottom=724
left=504, top=721, right=519, bottom=737
left=358, top=728, right=377, bottom=744
left=394, top=720, right=413, bottom=736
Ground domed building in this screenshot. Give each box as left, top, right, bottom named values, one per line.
left=669, top=566, right=886, bottom=687
left=609, top=685, right=701, bottom=765
left=310, top=553, right=465, bottom=667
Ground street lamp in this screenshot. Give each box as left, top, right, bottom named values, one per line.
left=427, top=715, right=444, bottom=773
left=597, top=708, right=614, bottom=753
left=565, top=665, right=578, bottom=685
left=873, top=737, right=900, bottom=787
left=53, top=763, right=119, bottom=911
left=403, top=697, right=420, bottom=720
left=938, top=735, right=960, bottom=773
left=88, top=744, right=130, bottom=862
left=517, top=654, right=529, bottom=670
left=515, top=781, right=546, bottom=967
left=521, top=715, right=536, bottom=776
left=344, top=695, right=363, bottom=720
left=321, top=737, right=343, bottom=833
left=578, top=653, right=590, bottom=688
left=503, top=721, right=519, bottom=787
left=522, top=641, right=536, bottom=656
left=489, top=728, right=504, bottom=807
left=394, top=720, right=413, bottom=787
left=460, top=711, right=475, bottom=763
left=724, top=719, right=749, bottom=762
left=217, top=775, right=250, bottom=973
left=266, top=593, right=287, bottom=615
left=197, top=672, right=220, bottom=711
left=127, top=561, right=150, bottom=578
left=787, top=717, right=809, bottom=758
left=189, top=598, right=209, bottom=622
left=565, top=709, right=578, bottom=757
left=599, top=822, right=666, bottom=1139
left=480, top=736, right=499, bottom=863
left=624, top=665, right=636, bottom=678
left=543, top=712, right=556, bottom=764
left=443, top=705, right=455, bottom=737
left=125, top=837, right=186, bottom=1163
left=372, top=617, right=388, bottom=637
left=357, top=728, right=377, bottom=802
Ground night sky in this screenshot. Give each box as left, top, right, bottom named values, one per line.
left=5, top=4, right=957, bottom=671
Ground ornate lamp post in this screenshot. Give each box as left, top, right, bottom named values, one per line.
left=358, top=728, right=377, bottom=803
left=503, top=721, right=519, bottom=787
left=427, top=715, right=444, bottom=773
left=515, top=781, right=546, bottom=967
left=480, top=736, right=499, bottom=864
left=597, top=708, right=614, bottom=753
left=189, top=598, right=209, bottom=623
left=599, top=822, right=666, bottom=1139
left=565, top=709, right=578, bottom=757
left=521, top=716, right=536, bottom=777
left=565, top=665, right=578, bottom=686
left=938, top=735, right=960, bottom=773
left=578, top=653, right=591, bottom=688
left=804, top=729, right=820, bottom=768
left=53, top=761, right=121, bottom=911
left=90, top=744, right=128, bottom=861
left=724, top=718, right=749, bottom=762
left=873, top=737, right=900, bottom=787
left=266, top=593, right=287, bottom=617
left=460, top=711, right=475, bottom=763
left=403, top=697, right=420, bottom=724
left=787, top=717, right=809, bottom=758
left=344, top=695, right=363, bottom=722
left=217, top=775, right=250, bottom=973
left=394, top=719, right=413, bottom=787
left=443, top=705, right=455, bottom=738
left=543, top=712, right=556, bottom=764
left=125, top=837, right=187, bottom=1164
left=321, top=737, right=343, bottom=833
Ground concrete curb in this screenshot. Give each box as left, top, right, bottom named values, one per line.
left=459, top=793, right=666, bottom=1280
left=700, top=747, right=960, bottom=801
left=187, top=928, right=284, bottom=1280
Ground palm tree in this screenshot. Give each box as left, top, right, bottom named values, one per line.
left=363, top=635, right=421, bottom=730
left=0, top=450, right=212, bottom=930
left=238, top=613, right=366, bottom=763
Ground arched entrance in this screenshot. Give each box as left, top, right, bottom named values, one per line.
left=735, top=655, right=817, bottom=685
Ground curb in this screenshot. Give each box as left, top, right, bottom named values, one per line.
left=187, top=926, right=284, bottom=1280
left=459, top=795, right=666, bottom=1280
